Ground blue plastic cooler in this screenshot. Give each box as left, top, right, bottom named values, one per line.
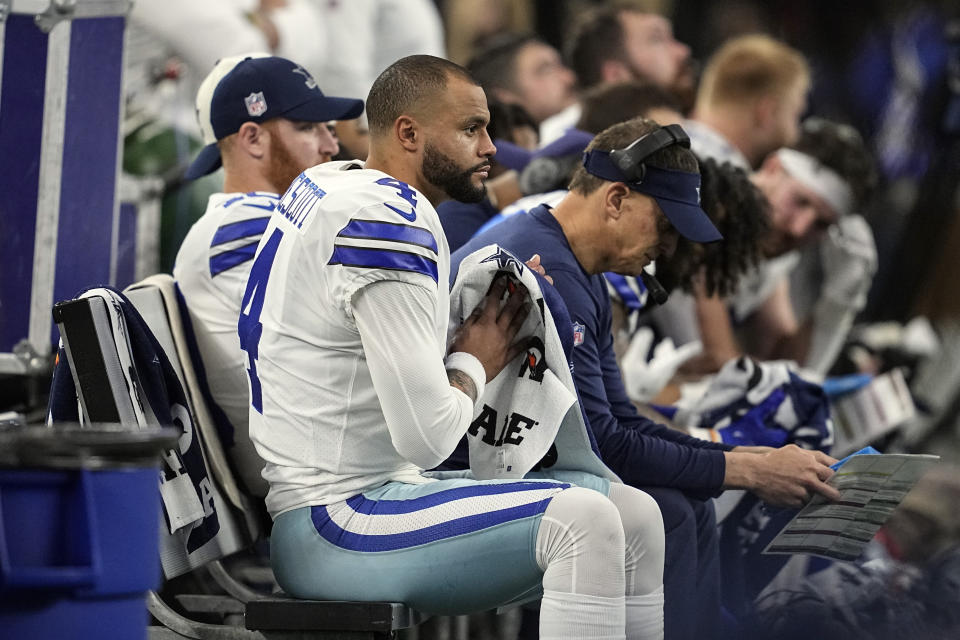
left=0, top=425, right=177, bottom=640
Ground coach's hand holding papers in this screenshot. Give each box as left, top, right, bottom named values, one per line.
left=724, top=444, right=842, bottom=509
left=764, top=449, right=940, bottom=560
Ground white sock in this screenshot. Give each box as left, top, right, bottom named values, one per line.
left=625, top=586, right=664, bottom=640
left=540, top=589, right=626, bottom=640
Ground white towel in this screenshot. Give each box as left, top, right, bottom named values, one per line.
left=450, top=245, right=617, bottom=482
left=78, top=288, right=208, bottom=530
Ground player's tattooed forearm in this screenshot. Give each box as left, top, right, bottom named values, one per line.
left=447, top=369, right=477, bottom=403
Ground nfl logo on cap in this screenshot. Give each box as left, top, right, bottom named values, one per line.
left=245, top=92, right=267, bottom=117
left=185, top=55, right=364, bottom=180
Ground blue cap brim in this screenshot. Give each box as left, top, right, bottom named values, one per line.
left=494, top=139, right=534, bottom=171
left=535, top=128, right=594, bottom=160
left=184, top=94, right=364, bottom=181
left=581, top=152, right=722, bottom=243
left=284, top=94, right=364, bottom=123
left=656, top=199, right=723, bottom=243
left=184, top=143, right=223, bottom=180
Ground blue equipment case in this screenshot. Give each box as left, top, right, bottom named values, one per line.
left=0, top=0, right=130, bottom=375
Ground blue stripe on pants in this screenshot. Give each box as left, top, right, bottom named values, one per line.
left=271, top=476, right=577, bottom=615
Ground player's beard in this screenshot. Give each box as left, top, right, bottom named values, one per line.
left=267, top=133, right=312, bottom=195
left=422, top=142, right=487, bottom=203
left=669, top=59, right=698, bottom=114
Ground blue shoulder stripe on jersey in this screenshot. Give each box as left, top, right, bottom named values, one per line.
left=220, top=194, right=278, bottom=210
left=211, top=216, right=271, bottom=247
left=328, top=245, right=439, bottom=283
left=209, top=240, right=259, bottom=277
left=604, top=272, right=646, bottom=312
left=242, top=201, right=278, bottom=212
left=220, top=195, right=244, bottom=208
left=337, top=219, right=438, bottom=253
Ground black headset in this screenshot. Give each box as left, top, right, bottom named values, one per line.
left=608, top=124, right=691, bottom=182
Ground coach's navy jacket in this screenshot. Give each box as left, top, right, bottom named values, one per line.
left=453, top=204, right=733, bottom=498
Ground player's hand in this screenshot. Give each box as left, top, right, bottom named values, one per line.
left=525, top=254, right=553, bottom=285
left=451, top=274, right=530, bottom=382
left=725, top=444, right=841, bottom=509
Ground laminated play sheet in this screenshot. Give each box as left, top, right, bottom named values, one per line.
left=763, top=451, right=940, bottom=561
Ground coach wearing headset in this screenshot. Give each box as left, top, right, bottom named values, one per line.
left=453, top=118, right=841, bottom=640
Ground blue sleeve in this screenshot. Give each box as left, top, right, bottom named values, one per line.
left=601, top=333, right=733, bottom=452
left=540, top=277, right=603, bottom=457
left=554, top=270, right=728, bottom=495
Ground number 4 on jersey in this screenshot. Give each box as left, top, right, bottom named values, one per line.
left=375, top=177, right=418, bottom=221
left=238, top=228, right=283, bottom=413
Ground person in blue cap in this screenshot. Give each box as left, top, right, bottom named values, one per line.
left=173, top=53, right=364, bottom=499
left=453, top=117, right=841, bottom=640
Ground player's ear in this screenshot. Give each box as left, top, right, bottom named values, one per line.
left=603, top=182, right=631, bottom=220
left=753, top=95, right=777, bottom=131
left=236, top=122, right=266, bottom=159
left=395, top=115, right=420, bottom=152
left=601, top=59, right=633, bottom=84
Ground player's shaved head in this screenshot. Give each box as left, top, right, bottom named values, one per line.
left=366, top=55, right=480, bottom=137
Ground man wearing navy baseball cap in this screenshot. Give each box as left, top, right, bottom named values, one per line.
left=184, top=53, right=364, bottom=181
left=174, top=54, right=364, bottom=499
left=454, top=117, right=841, bottom=640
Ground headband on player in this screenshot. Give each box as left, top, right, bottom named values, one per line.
left=185, top=55, right=365, bottom=180
left=582, top=125, right=722, bottom=243
left=776, top=148, right=854, bottom=217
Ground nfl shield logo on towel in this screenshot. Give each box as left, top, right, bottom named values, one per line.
left=245, top=92, right=268, bottom=117
left=572, top=322, right=585, bottom=347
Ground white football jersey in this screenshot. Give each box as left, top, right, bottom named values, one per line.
left=173, top=191, right=278, bottom=498
left=682, top=119, right=751, bottom=173
left=245, top=161, right=451, bottom=515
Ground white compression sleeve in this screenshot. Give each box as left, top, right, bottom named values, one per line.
left=536, top=487, right=626, bottom=640
left=353, top=280, right=477, bottom=469
left=606, top=483, right=665, bottom=595
left=540, top=591, right=626, bottom=640
left=606, top=483, right=665, bottom=640
left=625, top=587, right=664, bottom=640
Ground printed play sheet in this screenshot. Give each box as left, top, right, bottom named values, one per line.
left=763, top=453, right=940, bottom=561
